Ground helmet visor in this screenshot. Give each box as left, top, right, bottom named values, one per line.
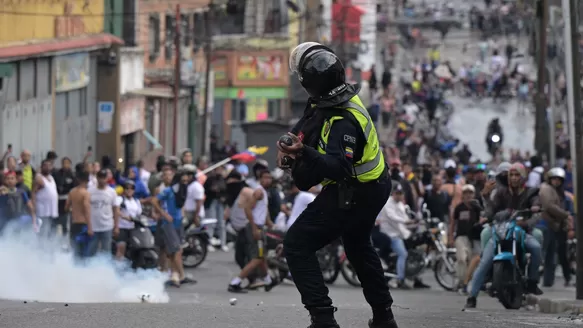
left=289, top=42, right=322, bottom=75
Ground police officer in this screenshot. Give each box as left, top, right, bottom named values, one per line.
left=277, top=42, right=398, bottom=328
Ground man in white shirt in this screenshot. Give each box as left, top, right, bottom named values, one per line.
left=87, top=169, right=120, bottom=257
left=377, top=184, right=412, bottom=289
left=286, top=181, right=316, bottom=230
left=183, top=164, right=210, bottom=244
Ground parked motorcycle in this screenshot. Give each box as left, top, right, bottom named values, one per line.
left=112, top=217, right=159, bottom=270
left=182, top=218, right=216, bottom=268
left=265, top=232, right=343, bottom=285
left=488, top=208, right=537, bottom=309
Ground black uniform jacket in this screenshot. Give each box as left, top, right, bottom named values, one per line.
left=290, top=84, right=367, bottom=192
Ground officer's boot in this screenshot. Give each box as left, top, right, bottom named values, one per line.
left=307, top=306, right=340, bottom=328
left=368, top=306, right=399, bottom=328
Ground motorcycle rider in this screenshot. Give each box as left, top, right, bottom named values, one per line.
left=465, top=163, right=543, bottom=308
left=539, top=167, right=574, bottom=287
left=378, top=183, right=412, bottom=289
left=485, top=118, right=503, bottom=156
left=115, top=180, right=143, bottom=261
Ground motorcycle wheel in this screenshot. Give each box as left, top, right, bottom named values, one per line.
left=493, top=261, right=523, bottom=310
left=340, top=259, right=361, bottom=287
left=405, top=249, right=426, bottom=278
left=133, top=250, right=159, bottom=270
left=182, top=235, right=208, bottom=268
left=434, top=252, right=458, bottom=291
left=317, top=248, right=340, bottom=284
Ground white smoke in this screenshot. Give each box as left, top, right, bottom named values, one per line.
left=0, top=223, right=169, bottom=303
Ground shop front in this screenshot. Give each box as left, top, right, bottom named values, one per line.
left=54, top=52, right=99, bottom=165
left=211, top=50, right=290, bottom=149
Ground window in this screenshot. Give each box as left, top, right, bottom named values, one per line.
left=217, top=1, right=245, bottom=35
left=231, top=99, right=247, bottom=122
left=79, top=87, right=87, bottom=116
left=193, top=12, right=205, bottom=51
left=148, top=14, right=161, bottom=62
left=264, top=0, right=288, bottom=34
left=122, top=0, right=137, bottom=46
left=267, top=99, right=281, bottom=119
left=145, top=101, right=155, bottom=151
left=164, top=14, right=175, bottom=61
left=182, top=14, right=190, bottom=47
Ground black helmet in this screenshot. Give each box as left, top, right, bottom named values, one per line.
left=290, top=42, right=346, bottom=98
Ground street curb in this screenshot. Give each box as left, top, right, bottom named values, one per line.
left=530, top=295, right=583, bottom=314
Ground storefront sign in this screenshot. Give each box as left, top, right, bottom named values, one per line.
left=236, top=55, right=284, bottom=81
left=98, top=101, right=114, bottom=134
left=245, top=98, right=268, bottom=122
left=55, top=52, right=90, bottom=92
left=212, top=56, right=228, bottom=81
left=119, top=98, right=145, bottom=136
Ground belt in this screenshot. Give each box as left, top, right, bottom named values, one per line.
left=58, top=195, right=68, bottom=200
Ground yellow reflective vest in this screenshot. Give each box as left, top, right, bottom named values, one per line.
left=316, top=95, right=385, bottom=185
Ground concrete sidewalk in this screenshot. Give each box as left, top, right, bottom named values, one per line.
left=526, top=285, right=581, bottom=314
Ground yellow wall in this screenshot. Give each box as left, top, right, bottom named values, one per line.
left=0, top=0, right=104, bottom=46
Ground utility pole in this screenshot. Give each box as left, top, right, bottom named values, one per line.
left=562, top=0, right=583, bottom=300
left=172, top=4, right=181, bottom=155
left=201, top=1, right=214, bottom=157
left=534, top=0, right=549, bottom=158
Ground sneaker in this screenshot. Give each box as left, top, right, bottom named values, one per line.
left=228, top=283, right=248, bottom=293
left=166, top=280, right=180, bottom=288
left=458, top=283, right=468, bottom=295
left=464, top=296, right=476, bottom=309
left=413, top=278, right=430, bottom=289
left=247, top=279, right=266, bottom=290
left=221, top=245, right=230, bottom=252
left=527, top=281, right=543, bottom=296
left=210, top=237, right=221, bottom=246
left=207, top=245, right=216, bottom=253
left=180, top=276, right=197, bottom=285
left=397, top=279, right=410, bottom=290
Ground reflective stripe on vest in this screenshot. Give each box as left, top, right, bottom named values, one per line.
left=317, top=95, right=384, bottom=185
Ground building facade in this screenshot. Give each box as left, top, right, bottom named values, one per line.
left=211, top=0, right=296, bottom=148
left=136, top=0, right=210, bottom=158
left=0, top=0, right=122, bottom=166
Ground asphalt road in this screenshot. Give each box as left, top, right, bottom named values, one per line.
left=0, top=249, right=579, bottom=328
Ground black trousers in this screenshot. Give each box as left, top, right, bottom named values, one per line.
left=284, top=179, right=393, bottom=310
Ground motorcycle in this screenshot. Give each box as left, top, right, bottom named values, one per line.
left=264, top=231, right=341, bottom=284
left=487, top=133, right=502, bottom=156
left=112, top=217, right=159, bottom=270
left=341, top=205, right=455, bottom=288
left=419, top=205, right=458, bottom=291
left=182, top=218, right=216, bottom=268
left=488, top=208, right=537, bottom=309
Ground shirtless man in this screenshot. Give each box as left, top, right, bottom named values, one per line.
left=441, top=160, right=463, bottom=222
left=65, top=170, right=92, bottom=257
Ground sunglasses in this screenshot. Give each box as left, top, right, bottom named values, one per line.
left=125, top=186, right=135, bottom=190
